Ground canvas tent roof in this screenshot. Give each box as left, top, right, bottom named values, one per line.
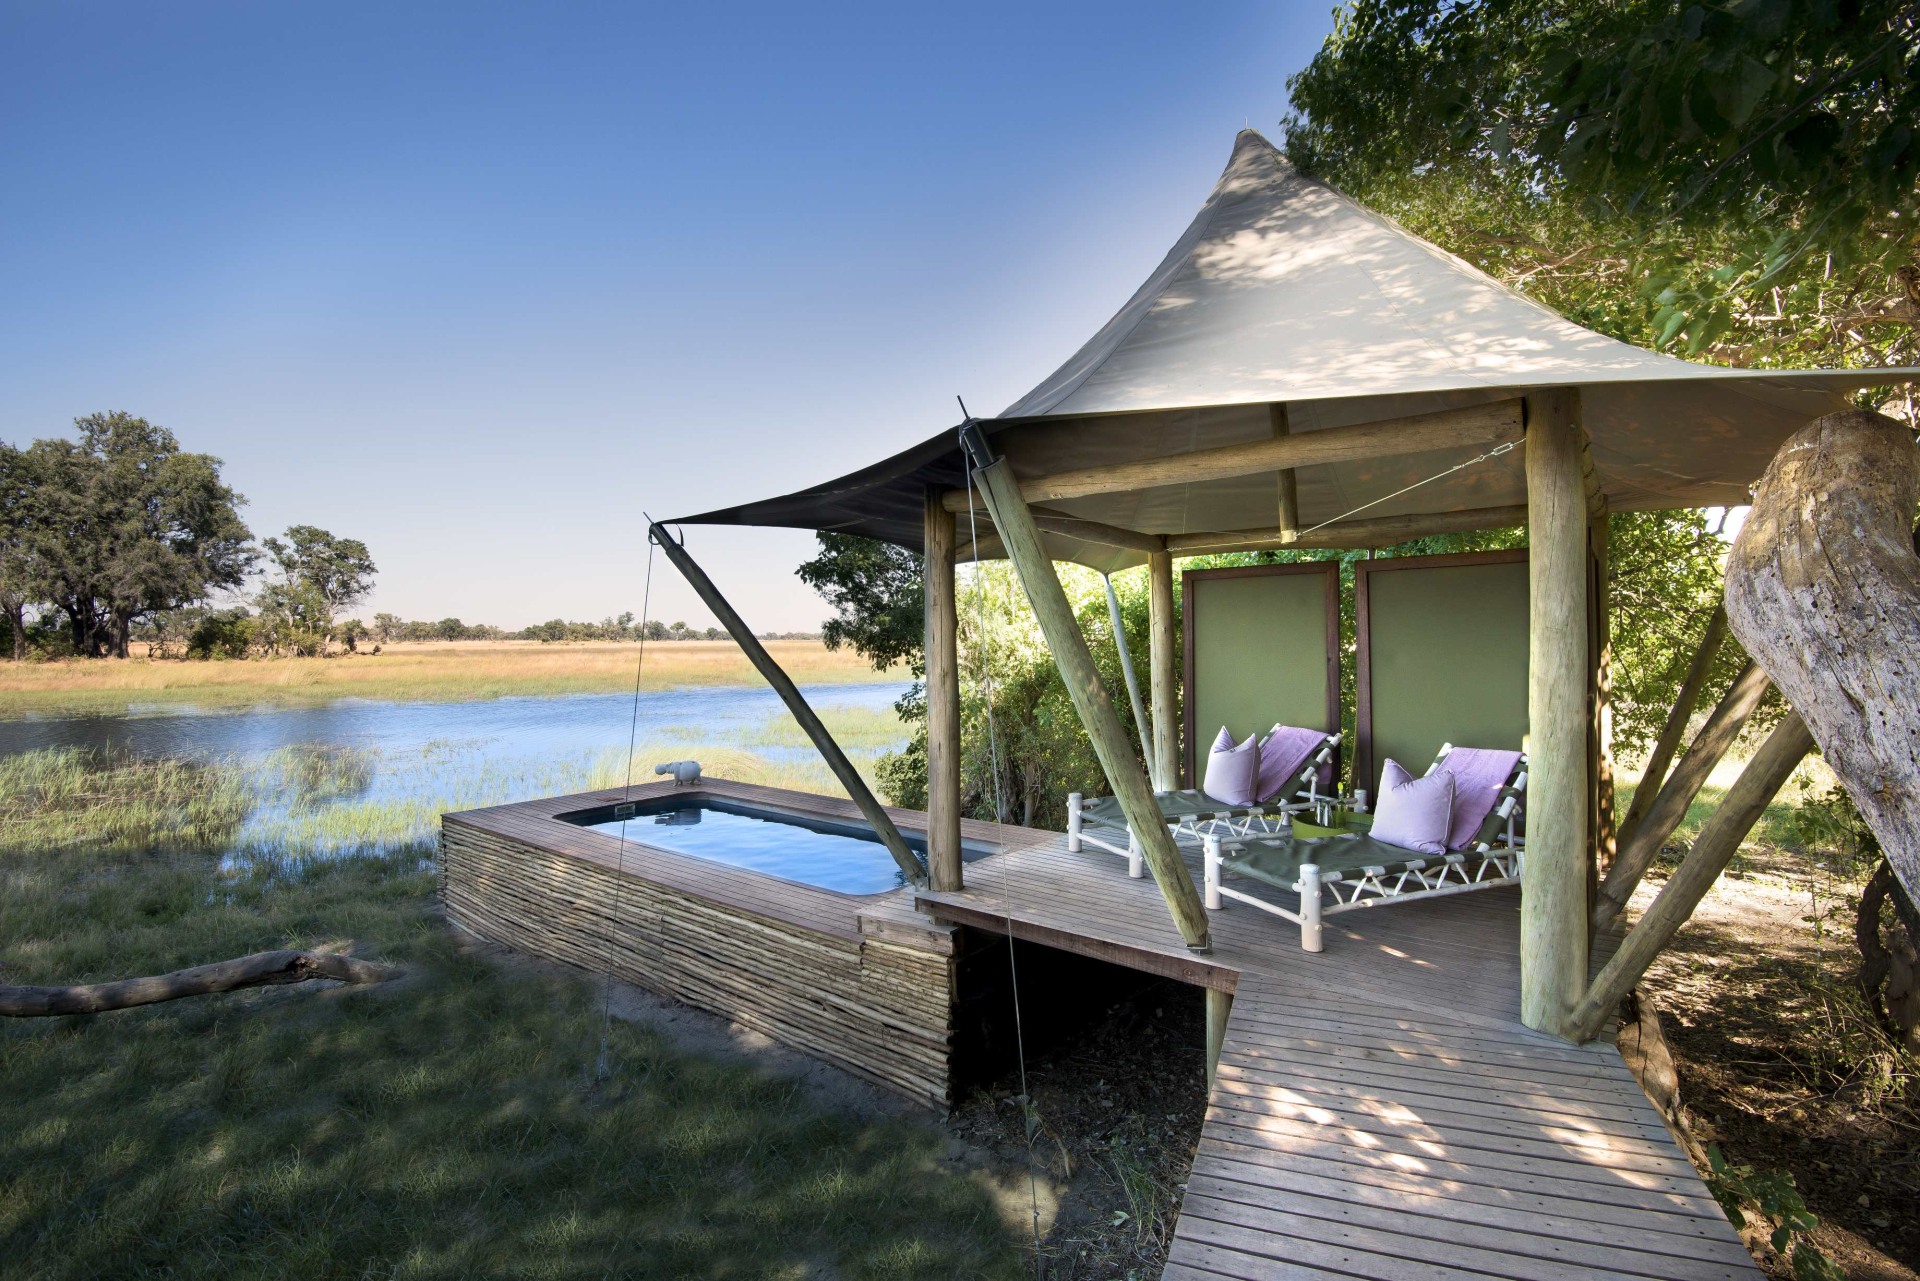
left=675, top=130, right=1916, bottom=569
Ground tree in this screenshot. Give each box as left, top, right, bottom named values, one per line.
left=372, top=612, right=402, bottom=645
left=436, top=617, right=465, bottom=641
left=7, top=413, right=254, bottom=658
left=1284, top=0, right=1919, bottom=370
left=0, top=444, right=41, bottom=660
left=797, top=533, right=926, bottom=675
left=336, top=618, right=368, bottom=653
left=259, top=526, right=376, bottom=647
left=186, top=608, right=255, bottom=659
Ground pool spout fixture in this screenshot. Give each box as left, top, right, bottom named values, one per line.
left=654, top=760, right=702, bottom=786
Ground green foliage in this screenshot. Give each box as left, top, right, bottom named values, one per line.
left=1285, top=0, right=1920, bottom=374
left=0, top=756, right=1022, bottom=1279
left=798, top=533, right=928, bottom=677
left=1784, top=776, right=1883, bottom=872
left=335, top=617, right=369, bottom=652
left=259, top=525, right=377, bottom=645
left=185, top=607, right=256, bottom=660
left=252, top=578, right=332, bottom=657
left=1604, top=508, right=1759, bottom=756
left=2, top=413, right=255, bottom=659
left=0, top=747, right=253, bottom=853
left=1705, top=1145, right=1846, bottom=1280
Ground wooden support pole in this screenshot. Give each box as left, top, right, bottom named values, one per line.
left=1568, top=712, right=1816, bottom=1042
left=1521, top=389, right=1589, bottom=1038
left=1205, top=988, right=1233, bottom=1089
left=1591, top=504, right=1616, bottom=873
left=1103, top=573, right=1153, bottom=766
left=945, top=400, right=1522, bottom=511
left=960, top=430, right=1211, bottom=951
left=924, top=491, right=963, bottom=892
left=1617, top=605, right=1730, bottom=848
left=1148, top=550, right=1180, bottom=791
left=1593, top=660, right=1771, bottom=929
left=1271, top=403, right=1300, bottom=541
left=1167, top=504, right=1528, bottom=556
left=650, top=523, right=927, bottom=888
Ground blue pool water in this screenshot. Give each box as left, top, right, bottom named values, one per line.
left=568, top=797, right=991, bottom=895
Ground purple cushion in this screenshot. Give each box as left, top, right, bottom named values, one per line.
left=1202, top=729, right=1260, bottom=806
left=1257, top=725, right=1324, bottom=803
left=1370, top=758, right=1454, bottom=855
left=1435, top=747, right=1523, bottom=850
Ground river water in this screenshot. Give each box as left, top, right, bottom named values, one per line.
left=0, top=682, right=912, bottom=853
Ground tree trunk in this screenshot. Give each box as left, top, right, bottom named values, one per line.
left=1724, top=410, right=1920, bottom=905
left=1857, top=860, right=1920, bottom=1054
left=1, top=950, right=402, bottom=1017
left=4, top=602, right=23, bottom=661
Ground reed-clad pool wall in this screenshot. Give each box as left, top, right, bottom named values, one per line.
left=440, top=778, right=1035, bottom=1108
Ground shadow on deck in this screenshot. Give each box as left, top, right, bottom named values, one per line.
left=919, top=836, right=1759, bottom=1281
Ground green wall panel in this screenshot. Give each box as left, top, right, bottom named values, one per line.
left=1362, top=558, right=1530, bottom=793
left=1190, top=571, right=1335, bottom=761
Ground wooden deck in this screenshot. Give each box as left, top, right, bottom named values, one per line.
left=920, top=836, right=1759, bottom=1280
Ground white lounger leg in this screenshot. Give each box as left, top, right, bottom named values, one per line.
left=1067, top=792, right=1083, bottom=852
left=1203, top=833, right=1222, bottom=910
left=1127, top=828, right=1145, bottom=879
left=1298, top=862, right=1323, bottom=952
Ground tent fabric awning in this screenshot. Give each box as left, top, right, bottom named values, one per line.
left=672, top=130, right=1918, bottom=565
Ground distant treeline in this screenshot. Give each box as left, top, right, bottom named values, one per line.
left=396, top=615, right=820, bottom=645
left=121, top=608, right=819, bottom=659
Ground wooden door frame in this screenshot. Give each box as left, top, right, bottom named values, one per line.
left=1181, top=561, right=1341, bottom=787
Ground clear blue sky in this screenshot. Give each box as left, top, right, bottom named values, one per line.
left=1, top=2, right=1336, bottom=631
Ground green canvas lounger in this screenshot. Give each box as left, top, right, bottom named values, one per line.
left=1203, top=745, right=1527, bottom=951
left=1066, top=731, right=1343, bottom=878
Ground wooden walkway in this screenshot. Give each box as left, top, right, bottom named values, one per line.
left=919, top=837, right=1759, bottom=1280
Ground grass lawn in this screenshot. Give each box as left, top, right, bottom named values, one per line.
left=0, top=639, right=903, bottom=719
left=0, top=754, right=1022, bottom=1280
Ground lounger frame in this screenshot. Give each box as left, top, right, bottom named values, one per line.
left=1066, top=733, right=1344, bottom=878
left=1202, top=747, right=1527, bottom=951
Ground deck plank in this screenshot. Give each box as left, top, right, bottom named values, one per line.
left=449, top=789, right=1756, bottom=1280
left=913, top=831, right=1757, bottom=1279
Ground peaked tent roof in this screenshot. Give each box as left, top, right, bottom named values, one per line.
left=675, top=130, right=1916, bottom=569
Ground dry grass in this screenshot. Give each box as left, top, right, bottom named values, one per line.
left=0, top=640, right=902, bottom=717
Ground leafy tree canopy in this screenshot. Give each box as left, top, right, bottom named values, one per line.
left=1285, top=0, right=1919, bottom=370
left=261, top=526, right=377, bottom=621
left=5, top=412, right=253, bottom=658
left=796, top=533, right=927, bottom=677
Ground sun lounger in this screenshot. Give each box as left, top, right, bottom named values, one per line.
left=1202, top=744, right=1526, bottom=951
left=1066, top=731, right=1344, bottom=878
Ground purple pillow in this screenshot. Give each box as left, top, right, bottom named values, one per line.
left=1257, top=725, right=1324, bottom=803
left=1203, top=729, right=1260, bottom=806
left=1369, top=759, right=1454, bottom=855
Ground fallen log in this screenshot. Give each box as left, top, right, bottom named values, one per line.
left=0, top=950, right=402, bottom=1017
left=1724, top=409, right=1920, bottom=905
